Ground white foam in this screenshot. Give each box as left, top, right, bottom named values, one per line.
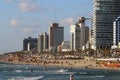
left=58, top=69, right=68, bottom=73
left=91, top=75, right=105, bottom=78
left=79, top=75, right=105, bottom=79
left=79, top=72, right=87, bottom=75
left=14, top=70, right=22, bottom=73
left=8, top=76, right=44, bottom=80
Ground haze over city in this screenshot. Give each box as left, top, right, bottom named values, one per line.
left=0, top=0, right=92, bottom=53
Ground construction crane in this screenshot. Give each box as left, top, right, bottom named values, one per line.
left=75, top=17, right=91, bottom=26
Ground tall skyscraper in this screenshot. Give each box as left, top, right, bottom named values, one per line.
left=70, top=17, right=89, bottom=50
left=23, top=37, right=37, bottom=51
left=37, top=32, right=49, bottom=52
left=92, top=0, right=120, bottom=49
left=49, top=23, right=64, bottom=51
left=70, top=25, right=80, bottom=50
left=112, top=17, right=120, bottom=48
left=37, top=34, right=44, bottom=52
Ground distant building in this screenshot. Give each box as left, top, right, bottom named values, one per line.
left=58, top=41, right=70, bottom=52
left=49, top=23, right=64, bottom=51
left=37, top=32, right=49, bottom=52
left=70, top=17, right=89, bottom=50
left=37, top=34, right=44, bottom=52
left=112, top=17, right=120, bottom=49
left=70, top=25, right=80, bottom=50
left=92, top=0, right=120, bottom=50
left=23, top=37, right=37, bottom=51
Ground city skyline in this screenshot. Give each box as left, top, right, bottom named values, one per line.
left=0, top=0, right=92, bottom=53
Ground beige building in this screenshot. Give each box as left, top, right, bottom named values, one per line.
left=37, top=32, right=49, bottom=52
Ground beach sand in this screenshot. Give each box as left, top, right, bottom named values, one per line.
left=1, top=54, right=120, bottom=71
left=5, top=58, right=120, bottom=71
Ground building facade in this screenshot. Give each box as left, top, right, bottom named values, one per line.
left=37, top=32, right=49, bottom=52
left=70, top=25, right=80, bottom=50
left=49, top=23, right=64, bottom=51
left=70, top=17, right=89, bottom=50
left=57, top=41, right=70, bottom=52
left=23, top=37, right=37, bottom=51
left=92, top=0, right=120, bottom=50
left=61, top=41, right=70, bottom=52
left=112, top=17, right=120, bottom=49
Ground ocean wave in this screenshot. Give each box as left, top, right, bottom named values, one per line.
left=78, top=75, right=105, bottom=79
left=14, top=70, right=22, bottom=73
left=7, top=76, right=44, bottom=80
left=91, top=75, right=105, bottom=78
left=74, top=72, right=87, bottom=75
left=57, top=69, right=68, bottom=73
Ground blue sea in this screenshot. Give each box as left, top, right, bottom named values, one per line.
left=0, top=62, right=120, bottom=80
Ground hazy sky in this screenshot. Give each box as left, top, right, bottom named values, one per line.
left=0, top=0, right=92, bottom=53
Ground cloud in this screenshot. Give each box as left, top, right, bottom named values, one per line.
left=5, top=0, right=46, bottom=12
left=23, top=28, right=32, bottom=33
left=60, top=17, right=75, bottom=26
left=19, top=3, right=38, bottom=12
left=10, top=19, right=20, bottom=27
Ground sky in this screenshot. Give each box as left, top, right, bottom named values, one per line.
left=0, top=0, right=92, bottom=53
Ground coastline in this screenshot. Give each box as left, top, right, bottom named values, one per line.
left=1, top=59, right=120, bottom=71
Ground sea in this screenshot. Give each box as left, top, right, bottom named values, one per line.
left=0, top=62, right=120, bottom=80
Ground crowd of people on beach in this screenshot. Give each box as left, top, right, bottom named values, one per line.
left=0, top=51, right=120, bottom=70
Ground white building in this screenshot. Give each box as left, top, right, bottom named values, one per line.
left=112, top=17, right=120, bottom=49
left=70, top=25, right=80, bottom=50
left=70, top=17, right=89, bottom=50
left=61, top=41, right=70, bottom=52
left=37, top=32, right=49, bottom=52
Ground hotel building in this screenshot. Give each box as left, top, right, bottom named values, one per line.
left=92, top=0, right=120, bottom=49
left=49, top=23, right=64, bottom=51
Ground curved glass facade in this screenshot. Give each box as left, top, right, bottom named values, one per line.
left=92, top=0, right=120, bottom=49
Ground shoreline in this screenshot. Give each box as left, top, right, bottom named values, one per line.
left=1, top=59, right=120, bottom=71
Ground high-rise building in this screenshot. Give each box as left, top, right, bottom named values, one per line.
left=37, top=32, right=49, bottom=52
left=112, top=17, right=120, bottom=48
left=70, top=25, right=80, bottom=50
left=23, top=37, right=37, bottom=51
left=92, top=0, right=120, bottom=49
left=37, top=34, right=44, bottom=52
left=49, top=23, right=64, bottom=51
left=70, top=17, right=89, bottom=50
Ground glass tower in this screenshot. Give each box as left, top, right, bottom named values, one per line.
left=92, top=0, right=120, bottom=49
left=113, top=17, right=120, bottom=46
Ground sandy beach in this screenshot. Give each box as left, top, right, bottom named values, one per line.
left=39, top=59, right=120, bottom=70
left=0, top=51, right=120, bottom=71
left=3, top=58, right=120, bottom=71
